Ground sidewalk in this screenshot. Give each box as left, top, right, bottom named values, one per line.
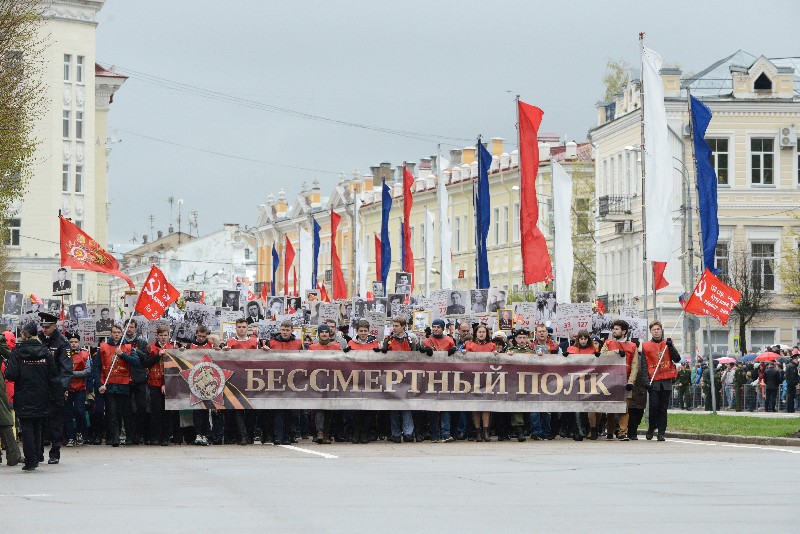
left=668, top=409, right=800, bottom=419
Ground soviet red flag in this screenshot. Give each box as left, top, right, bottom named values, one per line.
left=135, top=265, right=180, bottom=320
left=681, top=269, right=741, bottom=326
left=60, top=216, right=134, bottom=288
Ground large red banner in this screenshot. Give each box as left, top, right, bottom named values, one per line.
left=682, top=269, right=741, bottom=326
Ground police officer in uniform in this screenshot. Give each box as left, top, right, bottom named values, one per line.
left=37, top=312, right=71, bottom=464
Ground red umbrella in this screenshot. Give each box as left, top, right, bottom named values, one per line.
left=715, top=357, right=737, bottom=364
left=755, top=352, right=779, bottom=362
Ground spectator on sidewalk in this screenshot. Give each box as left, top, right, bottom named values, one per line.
left=763, top=362, right=782, bottom=412
left=785, top=354, right=798, bottom=414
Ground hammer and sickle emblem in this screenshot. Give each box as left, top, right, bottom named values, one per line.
left=694, top=279, right=707, bottom=299
left=144, top=276, right=161, bottom=297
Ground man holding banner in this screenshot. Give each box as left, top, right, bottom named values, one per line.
left=642, top=321, right=681, bottom=441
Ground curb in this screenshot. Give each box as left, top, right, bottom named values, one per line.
left=638, top=430, right=800, bottom=447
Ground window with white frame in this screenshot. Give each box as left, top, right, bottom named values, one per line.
left=4, top=218, right=20, bottom=246
left=625, top=151, right=632, bottom=196
left=76, top=273, right=85, bottom=301
left=750, top=329, right=775, bottom=352
left=462, top=216, right=469, bottom=250
left=502, top=206, right=509, bottom=243
left=455, top=216, right=462, bottom=252
left=602, top=159, right=608, bottom=196
left=62, top=164, right=70, bottom=192
left=707, top=138, right=729, bottom=185
left=493, top=207, right=500, bottom=245
left=513, top=202, right=520, bottom=242
left=76, top=56, right=84, bottom=83
left=750, top=242, right=775, bottom=291
left=62, top=110, right=70, bottom=138
left=75, top=165, right=83, bottom=193
left=76, top=111, right=83, bottom=140
left=617, top=153, right=623, bottom=195
left=63, top=54, right=71, bottom=81
left=75, top=220, right=82, bottom=229
left=5, top=272, right=20, bottom=291
left=708, top=330, right=730, bottom=356
left=715, top=242, right=730, bottom=281
left=751, top=138, right=774, bottom=185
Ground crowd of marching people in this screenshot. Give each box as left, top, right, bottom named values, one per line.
left=0, top=309, right=718, bottom=472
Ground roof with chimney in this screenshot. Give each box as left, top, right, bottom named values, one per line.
left=681, top=50, right=799, bottom=99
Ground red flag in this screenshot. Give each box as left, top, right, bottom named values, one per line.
left=134, top=265, right=180, bottom=320
left=330, top=210, right=347, bottom=300
left=653, top=261, right=669, bottom=291
left=199, top=291, right=205, bottom=303
left=518, top=100, right=553, bottom=285
left=247, top=289, right=256, bottom=301
left=682, top=269, right=741, bottom=326
left=319, top=280, right=330, bottom=302
left=59, top=215, right=134, bottom=288
left=284, top=235, right=295, bottom=296
left=293, top=266, right=297, bottom=297
left=260, top=281, right=268, bottom=304
left=374, top=234, right=382, bottom=282
left=402, top=165, right=415, bottom=286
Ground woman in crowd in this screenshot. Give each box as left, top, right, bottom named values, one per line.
left=462, top=324, right=497, bottom=442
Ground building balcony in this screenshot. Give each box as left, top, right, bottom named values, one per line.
left=598, top=195, right=633, bottom=219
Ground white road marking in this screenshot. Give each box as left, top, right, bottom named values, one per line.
left=667, top=439, right=800, bottom=454
left=278, top=444, right=338, bottom=459
left=0, top=494, right=53, bottom=498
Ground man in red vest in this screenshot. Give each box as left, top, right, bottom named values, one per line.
left=65, top=333, right=91, bottom=447
left=222, top=319, right=259, bottom=445
left=98, top=325, right=139, bottom=447
left=263, top=320, right=303, bottom=445
left=344, top=320, right=381, bottom=444
left=381, top=316, right=418, bottom=443
left=420, top=319, right=457, bottom=443
left=642, top=320, right=681, bottom=441
left=140, top=325, right=172, bottom=446
left=306, top=324, right=343, bottom=444
left=184, top=325, right=224, bottom=445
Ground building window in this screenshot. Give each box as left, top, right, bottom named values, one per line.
left=708, top=138, right=729, bottom=185
left=4, top=218, right=21, bottom=246
left=576, top=197, right=590, bottom=234
left=62, top=110, right=70, bottom=138
left=75, top=165, right=83, bottom=193
left=493, top=207, right=500, bottom=245
left=708, top=330, right=729, bottom=356
left=75, top=220, right=83, bottom=229
left=76, top=273, right=85, bottom=301
left=750, top=242, right=775, bottom=291
left=76, top=56, right=84, bottom=83
left=76, top=111, right=83, bottom=139
left=62, top=164, right=70, bottom=192
left=751, top=138, right=774, bottom=185
left=244, top=248, right=250, bottom=260
left=63, top=54, right=71, bottom=81
left=753, top=73, right=772, bottom=91
left=502, top=206, right=509, bottom=243
left=513, top=202, right=520, bottom=242
left=715, top=242, right=729, bottom=281
left=455, top=216, right=462, bottom=252
left=4, top=272, right=20, bottom=291
left=750, top=329, right=775, bottom=352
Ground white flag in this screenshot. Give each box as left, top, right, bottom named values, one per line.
left=299, top=227, right=313, bottom=296
left=552, top=160, right=573, bottom=304
left=425, top=209, right=435, bottom=296
left=354, top=193, right=362, bottom=296
left=642, top=46, right=675, bottom=262
left=437, top=148, right=453, bottom=289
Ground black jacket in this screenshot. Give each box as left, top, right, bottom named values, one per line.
left=763, top=368, right=782, bottom=388
left=785, top=362, right=799, bottom=386
left=39, top=330, right=71, bottom=388
left=123, top=335, right=150, bottom=384
left=4, top=339, right=60, bottom=418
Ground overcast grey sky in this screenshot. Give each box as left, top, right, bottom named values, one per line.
left=96, top=0, right=799, bottom=245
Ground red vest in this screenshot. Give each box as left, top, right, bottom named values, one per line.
left=567, top=344, right=596, bottom=355
left=269, top=337, right=303, bottom=351
left=606, top=339, right=638, bottom=378
left=100, top=343, right=132, bottom=385
left=227, top=337, right=259, bottom=350
left=190, top=340, right=214, bottom=350
left=348, top=338, right=380, bottom=351
left=386, top=335, right=412, bottom=352
left=147, top=342, right=173, bottom=387
left=307, top=342, right=336, bottom=351
left=464, top=340, right=497, bottom=353
left=68, top=350, right=90, bottom=392
left=424, top=336, right=455, bottom=352
left=642, top=340, right=677, bottom=381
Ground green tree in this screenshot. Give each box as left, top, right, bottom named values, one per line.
left=777, top=219, right=800, bottom=309
left=727, top=244, right=774, bottom=355
left=0, top=0, right=46, bottom=293
left=602, top=59, right=630, bottom=103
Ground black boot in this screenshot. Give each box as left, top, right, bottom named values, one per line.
left=588, top=428, right=598, bottom=440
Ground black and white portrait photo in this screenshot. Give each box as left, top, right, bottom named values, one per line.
left=371, top=282, right=385, bottom=298
left=245, top=300, right=264, bottom=324
left=388, top=294, right=404, bottom=316
left=470, top=290, right=488, bottom=313
left=445, top=290, right=468, bottom=316
left=95, top=307, right=114, bottom=336
left=394, top=272, right=411, bottom=295
left=3, top=291, right=23, bottom=316
left=266, top=297, right=285, bottom=319
left=52, top=267, right=72, bottom=295
left=487, top=288, right=508, bottom=312
left=69, top=303, right=89, bottom=321
left=286, top=296, right=302, bottom=313
left=366, top=297, right=388, bottom=316
left=222, top=290, right=241, bottom=311
left=46, top=299, right=62, bottom=315
left=184, top=290, right=203, bottom=303
left=352, top=298, right=366, bottom=319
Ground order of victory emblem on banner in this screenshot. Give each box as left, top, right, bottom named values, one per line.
left=179, top=354, right=234, bottom=406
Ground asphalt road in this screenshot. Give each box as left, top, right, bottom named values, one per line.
left=2, top=438, right=798, bottom=533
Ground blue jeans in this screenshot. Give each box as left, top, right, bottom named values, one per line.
left=725, top=385, right=735, bottom=408
left=454, top=412, right=468, bottom=436
left=427, top=412, right=451, bottom=440
left=390, top=410, right=414, bottom=437
left=64, top=390, right=87, bottom=439
left=530, top=412, right=551, bottom=439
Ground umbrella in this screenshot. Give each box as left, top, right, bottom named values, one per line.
left=715, top=357, right=737, bottom=364
left=755, top=352, right=779, bottom=362
left=777, top=356, right=790, bottom=364
left=742, top=353, right=757, bottom=362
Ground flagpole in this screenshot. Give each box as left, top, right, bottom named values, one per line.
left=687, top=86, right=718, bottom=414
left=515, top=96, right=528, bottom=302
left=639, top=32, right=650, bottom=325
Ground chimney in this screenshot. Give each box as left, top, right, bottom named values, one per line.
left=418, top=157, right=432, bottom=177
left=491, top=137, right=504, bottom=156
left=142, top=234, right=148, bottom=244
left=462, top=146, right=476, bottom=165
left=539, top=142, right=550, bottom=161
left=449, top=149, right=462, bottom=166
left=369, top=165, right=380, bottom=183
left=404, top=161, right=416, bottom=178
left=362, top=173, right=374, bottom=193
left=660, top=67, right=681, bottom=99
left=396, top=165, right=405, bottom=184
left=157, top=230, right=163, bottom=239
left=379, top=162, right=393, bottom=184
left=500, top=152, right=510, bottom=170
left=425, top=173, right=436, bottom=189
left=309, top=178, right=321, bottom=208
left=565, top=141, right=578, bottom=159
left=351, top=170, right=361, bottom=194
left=450, top=166, right=461, bottom=183
left=510, top=149, right=519, bottom=167
left=168, top=224, right=174, bottom=234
